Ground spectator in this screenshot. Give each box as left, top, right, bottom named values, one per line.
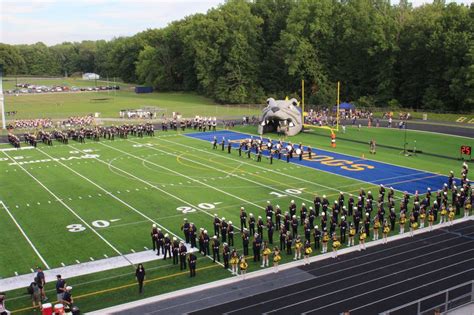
left=35, top=267, right=47, bottom=302
left=61, top=286, right=73, bottom=307
left=29, top=279, right=41, bottom=311
left=135, top=264, right=146, bottom=294
left=55, top=275, right=66, bottom=302
left=0, top=292, right=10, bottom=315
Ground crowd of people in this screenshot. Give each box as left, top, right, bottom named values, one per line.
left=61, top=115, right=94, bottom=127
left=148, top=161, right=471, bottom=281
left=7, top=119, right=53, bottom=130
left=23, top=269, right=75, bottom=313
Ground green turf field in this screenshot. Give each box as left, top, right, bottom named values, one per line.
left=0, top=123, right=472, bottom=313
left=2, top=78, right=261, bottom=122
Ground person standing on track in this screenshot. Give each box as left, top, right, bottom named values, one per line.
left=135, top=264, right=146, bottom=294
left=382, top=220, right=390, bottom=244
left=399, top=212, right=406, bottom=234
left=188, top=252, right=197, bottom=277
left=230, top=249, right=239, bottom=275
left=273, top=247, right=281, bottom=273
left=359, top=227, right=367, bottom=251
left=332, top=234, right=341, bottom=258
left=239, top=256, right=248, bottom=279
left=303, top=240, right=312, bottom=265
left=409, top=213, right=418, bottom=237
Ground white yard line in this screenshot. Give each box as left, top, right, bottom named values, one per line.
left=169, top=133, right=438, bottom=196
left=158, top=136, right=407, bottom=199
left=0, top=200, right=50, bottom=269
left=64, top=145, right=225, bottom=268
left=1, top=151, right=129, bottom=265
left=127, top=139, right=317, bottom=207
left=100, top=142, right=266, bottom=213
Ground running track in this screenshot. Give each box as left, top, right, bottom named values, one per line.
left=186, top=130, right=452, bottom=195
left=191, top=221, right=474, bottom=315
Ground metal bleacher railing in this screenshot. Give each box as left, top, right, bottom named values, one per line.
left=379, top=280, right=473, bottom=315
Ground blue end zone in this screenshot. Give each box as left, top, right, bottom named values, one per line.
left=185, top=130, right=450, bottom=195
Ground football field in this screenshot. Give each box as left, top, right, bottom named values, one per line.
left=0, top=128, right=433, bottom=277
left=0, top=126, right=472, bottom=313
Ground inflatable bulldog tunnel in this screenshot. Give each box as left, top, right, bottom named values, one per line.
left=258, top=98, right=303, bottom=136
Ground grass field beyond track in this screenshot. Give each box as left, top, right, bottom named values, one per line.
left=0, top=126, right=471, bottom=313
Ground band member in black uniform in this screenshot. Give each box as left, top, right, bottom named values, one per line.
left=275, top=205, right=282, bottom=230
left=212, top=236, right=220, bottom=263
left=279, top=226, right=287, bottom=251
left=300, top=203, right=308, bottom=223
left=340, top=216, right=347, bottom=244
left=212, top=136, right=217, bottom=149
left=179, top=241, right=187, bottom=270
left=289, top=200, right=296, bottom=217
left=291, top=215, right=298, bottom=238
left=249, top=213, right=256, bottom=236
left=189, top=223, right=197, bottom=248
left=253, top=233, right=262, bottom=262
left=304, top=219, right=311, bottom=242
left=354, top=209, right=361, bottom=234
left=203, top=230, right=210, bottom=256
left=314, top=225, right=321, bottom=250
left=285, top=232, right=293, bottom=255
left=266, top=201, right=274, bottom=221
left=257, top=216, right=264, bottom=238
left=267, top=217, right=274, bottom=244
left=151, top=224, right=158, bottom=252
left=181, top=219, right=190, bottom=244
left=188, top=253, right=197, bottom=277
left=227, top=141, right=232, bottom=154
left=213, top=214, right=221, bottom=237
left=223, top=243, right=230, bottom=269
left=348, top=194, right=354, bottom=216
left=389, top=208, right=396, bottom=231
left=240, top=207, right=247, bottom=231
left=242, top=228, right=249, bottom=255
left=314, top=195, right=321, bottom=217
left=228, top=221, right=234, bottom=246
left=156, top=229, right=164, bottom=256
left=163, top=234, right=171, bottom=260
left=220, top=218, right=228, bottom=243
left=172, top=237, right=179, bottom=265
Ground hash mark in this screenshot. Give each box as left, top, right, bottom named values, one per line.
left=75, top=260, right=80, bottom=264
left=61, top=262, right=66, bottom=267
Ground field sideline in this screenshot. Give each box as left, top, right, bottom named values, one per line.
left=0, top=126, right=472, bottom=313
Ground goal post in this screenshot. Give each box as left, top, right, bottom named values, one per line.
left=0, top=64, right=5, bottom=130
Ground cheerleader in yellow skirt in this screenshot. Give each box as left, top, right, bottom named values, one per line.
left=294, top=235, right=303, bottom=260
left=440, top=205, right=447, bottom=224
left=239, top=256, right=248, bottom=279
left=419, top=208, right=426, bottom=228
left=348, top=223, right=356, bottom=247
left=273, top=247, right=281, bottom=273
left=359, top=227, right=367, bottom=251
left=261, top=241, right=271, bottom=268
left=448, top=204, right=455, bottom=226
left=382, top=219, right=390, bottom=244
left=303, top=240, right=312, bottom=265
left=373, top=216, right=381, bottom=241
left=230, top=249, right=239, bottom=275
left=409, top=213, right=418, bottom=237
left=399, top=212, right=406, bottom=234
left=332, top=234, right=341, bottom=258
left=428, top=208, right=435, bottom=231
left=322, top=229, right=330, bottom=253
left=465, top=201, right=471, bottom=218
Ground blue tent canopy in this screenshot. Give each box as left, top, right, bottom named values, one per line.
left=333, top=102, right=355, bottom=111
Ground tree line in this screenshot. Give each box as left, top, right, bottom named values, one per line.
left=0, top=0, right=473, bottom=112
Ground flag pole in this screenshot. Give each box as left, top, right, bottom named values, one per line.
left=336, top=81, right=340, bottom=132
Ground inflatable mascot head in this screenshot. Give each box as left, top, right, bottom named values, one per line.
left=258, top=98, right=302, bottom=136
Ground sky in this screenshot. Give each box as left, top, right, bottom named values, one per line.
left=1, top=0, right=472, bottom=46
